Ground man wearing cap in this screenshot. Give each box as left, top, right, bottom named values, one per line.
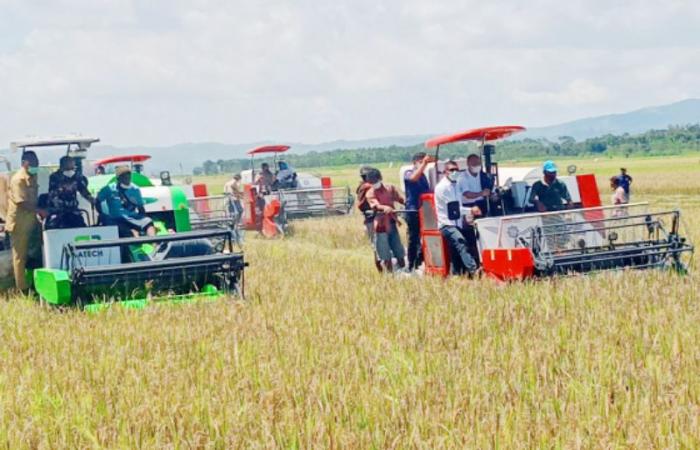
left=356, top=166, right=383, bottom=272
left=529, top=160, right=573, bottom=212
left=5, top=151, right=46, bottom=291
left=45, top=155, right=95, bottom=229
left=403, top=152, right=433, bottom=271
left=366, top=168, right=406, bottom=273
left=96, top=165, right=156, bottom=237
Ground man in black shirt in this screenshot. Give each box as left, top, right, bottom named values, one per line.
left=529, top=160, right=572, bottom=212
left=45, top=156, right=95, bottom=229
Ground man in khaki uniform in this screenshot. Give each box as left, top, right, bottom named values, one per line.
left=5, top=151, right=43, bottom=291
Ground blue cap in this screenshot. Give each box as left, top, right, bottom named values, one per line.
left=543, top=160, right=558, bottom=173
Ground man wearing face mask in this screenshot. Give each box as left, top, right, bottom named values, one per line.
left=403, top=152, right=433, bottom=271
left=434, top=160, right=479, bottom=276
left=96, top=165, right=156, bottom=237
left=6, top=151, right=46, bottom=291
left=45, top=156, right=95, bottom=229
left=366, top=169, right=406, bottom=272
left=457, top=153, right=493, bottom=265
left=529, top=160, right=572, bottom=212
left=458, top=154, right=493, bottom=216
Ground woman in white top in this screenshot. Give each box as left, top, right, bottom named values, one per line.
left=610, top=176, right=627, bottom=205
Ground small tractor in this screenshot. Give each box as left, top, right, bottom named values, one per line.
left=1, top=136, right=246, bottom=310
left=400, top=126, right=694, bottom=279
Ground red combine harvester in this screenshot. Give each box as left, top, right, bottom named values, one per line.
left=189, top=144, right=354, bottom=239
left=407, top=126, right=693, bottom=280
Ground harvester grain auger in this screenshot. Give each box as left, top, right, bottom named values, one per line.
left=35, top=229, right=245, bottom=311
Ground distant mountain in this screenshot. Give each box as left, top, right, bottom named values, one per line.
left=2, top=99, right=699, bottom=173
left=525, top=99, right=700, bottom=141
left=91, top=134, right=432, bottom=174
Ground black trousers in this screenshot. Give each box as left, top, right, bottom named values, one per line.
left=405, top=211, right=422, bottom=270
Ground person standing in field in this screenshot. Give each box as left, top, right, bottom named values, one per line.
left=616, top=167, right=633, bottom=202
left=356, top=166, right=383, bottom=272
left=434, top=160, right=479, bottom=276
left=403, top=152, right=433, bottom=272
left=5, top=151, right=45, bottom=291
left=610, top=176, right=628, bottom=206
left=366, top=169, right=406, bottom=273
left=223, top=173, right=244, bottom=218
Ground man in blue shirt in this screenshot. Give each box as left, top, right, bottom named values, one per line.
left=403, top=152, right=433, bottom=271
left=96, top=165, right=156, bottom=237
left=616, top=167, right=632, bottom=202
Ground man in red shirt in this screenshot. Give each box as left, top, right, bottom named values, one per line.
left=356, top=166, right=382, bottom=272
left=366, top=169, right=406, bottom=272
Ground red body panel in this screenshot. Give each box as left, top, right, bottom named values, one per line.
left=262, top=199, right=282, bottom=238
left=419, top=193, right=450, bottom=276
left=576, top=174, right=601, bottom=208
left=242, top=184, right=257, bottom=229
left=192, top=183, right=208, bottom=198
left=576, top=174, right=604, bottom=227
left=481, top=248, right=535, bottom=281
left=321, top=176, right=333, bottom=207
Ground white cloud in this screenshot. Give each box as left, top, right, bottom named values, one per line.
left=0, top=0, right=699, bottom=146
left=514, top=79, right=609, bottom=106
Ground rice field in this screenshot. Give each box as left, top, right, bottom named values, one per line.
left=1, top=155, right=699, bottom=448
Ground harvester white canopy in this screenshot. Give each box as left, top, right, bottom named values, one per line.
left=10, top=136, right=100, bottom=152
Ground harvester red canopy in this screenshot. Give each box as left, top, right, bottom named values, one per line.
left=425, top=126, right=526, bottom=149
left=247, top=145, right=291, bottom=155
left=93, top=154, right=152, bottom=165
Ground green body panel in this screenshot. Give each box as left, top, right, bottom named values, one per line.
left=34, top=269, right=72, bottom=305
left=170, top=186, right=191, bottom=232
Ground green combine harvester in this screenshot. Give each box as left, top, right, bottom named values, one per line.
left=5, top=136, right=246, bottom=311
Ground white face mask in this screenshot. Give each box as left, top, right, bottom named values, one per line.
left=469, top=165, right=481, bottom=175
left=446, top=171, right=458, bottom=182
left=372, top=181, right=383, bottom=190
left=63, top=170, right=76, bottom=178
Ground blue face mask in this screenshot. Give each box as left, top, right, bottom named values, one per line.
left=27, top=167, right=39, bottom=175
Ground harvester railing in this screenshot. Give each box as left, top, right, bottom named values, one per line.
left=270, top=186, right=353, bottom=218
left=526, top=209, right=693, bottom=274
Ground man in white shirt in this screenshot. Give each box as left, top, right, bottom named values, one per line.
left=223, top=174, right=243, bottom=218
left=457, top=153, right=492, bottom=265
left=457, top=154, right=492, bottom=215
left=434, top=160, right=479, bottom=276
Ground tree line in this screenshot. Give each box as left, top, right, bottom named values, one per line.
left=194, top=125, right=700, bottom=175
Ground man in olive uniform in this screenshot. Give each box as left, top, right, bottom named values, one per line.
left=45, top=156, right=95, bottom=229
left=5, top=151, right=44, bottom=291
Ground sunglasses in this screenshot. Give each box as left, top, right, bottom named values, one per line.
left=446, top=168, right=459, bottom=173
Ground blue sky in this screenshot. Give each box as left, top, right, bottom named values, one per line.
left=1, top=0, right=699, bottom=146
